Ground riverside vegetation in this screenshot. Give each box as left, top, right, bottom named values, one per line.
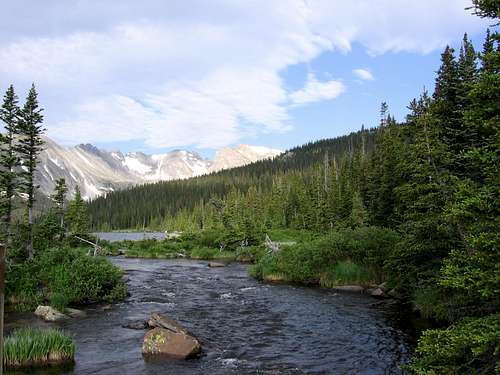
left=89, top=3, right=500, bottom=374
left=0, top=87, right=126, bottom=369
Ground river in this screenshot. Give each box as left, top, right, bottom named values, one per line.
left=7, top=257, right=414, bottom=375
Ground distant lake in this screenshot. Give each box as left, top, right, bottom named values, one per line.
left=93, top=232, right=166, bottom=242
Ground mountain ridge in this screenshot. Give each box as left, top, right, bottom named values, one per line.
left=36, top=136, right=281, bottom=200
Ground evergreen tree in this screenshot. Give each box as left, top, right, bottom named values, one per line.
left=349, top=191, right=368, bottom=228
left=0, top=85, right=20, bottom=245
left=16, top=84, right=45, bottom=258
left=66, top=186, right=89, bottom=237
left=51, top=178, right=68, bottom=237
left=433, top=46, right=461, bottom=148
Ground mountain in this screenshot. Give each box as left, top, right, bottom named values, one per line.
left=36, top=137, right=281, bottom=200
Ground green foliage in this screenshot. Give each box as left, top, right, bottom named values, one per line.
left=66, top=185, right=89, bottom=237
left=0, top=84, right=21, bottom=244
left=320, top=261, right=377, bottom=288
left=251, top=226, right=399, bottom=285
left=6, top=247, right=127, bottom=311
left=407, top=314, right=500, bottom=375
left=4, top=328, right=75, bottom=369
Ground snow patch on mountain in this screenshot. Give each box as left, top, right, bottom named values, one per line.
left=36, top=137, right=282, bottom=200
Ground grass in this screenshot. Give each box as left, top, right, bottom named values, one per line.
left=4, top=328, right=75, bottom=369
left=319, top=261, right=378, bottom=288
left=189, top=247, right=236, bottom=260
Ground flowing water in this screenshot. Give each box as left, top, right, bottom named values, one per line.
left=7, top=258, right=414, bottom=375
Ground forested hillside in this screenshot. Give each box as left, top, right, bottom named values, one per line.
left=88, top=128, right=378, bottom=229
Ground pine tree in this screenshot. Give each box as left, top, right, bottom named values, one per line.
left=51, top=178, right=68, bottom=237
left=433, top=46, right=461, bottom=146
left=66, top=186, right=89, bottom=237
left=349, top=190, right=368, bottom=228
left=16, top=84, right=45, bottom=258
left=0, top=85, right=21, bottom=246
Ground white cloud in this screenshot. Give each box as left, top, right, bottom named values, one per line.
left=0, top=0, right=488, bottom=149
left=353, top=68, right=374, bottom=81
left=290, top=74, right=345, bottom=105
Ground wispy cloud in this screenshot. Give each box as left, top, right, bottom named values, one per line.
left=353, top=68, right=374, bottom=81
left=290, top=74, right=345, bottom=105
left=0, top=0, right=488, bottom=149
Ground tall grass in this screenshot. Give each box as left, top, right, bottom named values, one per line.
left=320, top=261, right=377, bottom=288
left=4, top=328, right=75, bottom=369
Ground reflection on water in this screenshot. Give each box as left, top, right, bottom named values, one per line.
left=93, top=232, right=166, bottom=242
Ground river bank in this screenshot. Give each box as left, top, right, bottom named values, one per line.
left=6, top=257, right=415, bottom=374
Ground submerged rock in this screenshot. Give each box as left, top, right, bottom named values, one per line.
left=123, top=320, right=148, bottom=330
left=332, top=285, right=365, bottom=293
left=65, top=308, right=87, bottom=318
left=34, top=306, right=68, bottom=322
left=208, top=262, right=225, bottom=268
left=143, top=313, right=201, bottom=359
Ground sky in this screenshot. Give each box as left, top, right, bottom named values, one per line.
left=0, top=0, right=491, bottom=157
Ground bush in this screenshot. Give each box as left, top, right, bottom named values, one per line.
left=250, top=226, right=399, bottom=286
left=7, top=247, right=127, bottom=311
left=4, top=328, right=75, bottom=369
left=406, top=314, right=500, bottom=375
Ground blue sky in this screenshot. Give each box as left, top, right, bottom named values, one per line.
left=0, top=1, right=491, bottom=158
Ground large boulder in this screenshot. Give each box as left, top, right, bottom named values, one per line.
left=147, top=313, right=188, bottom=333
left=34, top=306, right=68, bottom=322
left=143, top=313, right=201, bottom=359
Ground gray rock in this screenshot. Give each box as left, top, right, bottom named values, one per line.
left=147, top=312, right=187, bottom=334
left=332, top=285, right=364, bottom=293
left=34, top=305, right=68, bottom=322
left=142, top=327, right=201, bottom=359
left=123, top=320, right=148, bottom=330
left=370, top=288, right=386, bottom=298
left=208, top=262, right=225, bottom=268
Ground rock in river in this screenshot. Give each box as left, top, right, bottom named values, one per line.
left=34, top=305, right=68, bottom=322
left=332, top=285, right=365, bottom=293
left=370, top=288, right=386, bottom=298
left=208, top=262, right=225, bottom=268
left=143, top=313, right=201, bottom=359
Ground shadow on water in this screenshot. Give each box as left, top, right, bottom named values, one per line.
left=7, top=258, right=416, bottom=375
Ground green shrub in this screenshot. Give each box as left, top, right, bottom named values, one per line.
left=6, top=247, right=127, bottom=311
left=250, top=226, right=399, bottom=286
left=406, top=314, right=500, bottom=375
left=4, top=328, right=75, bottom=369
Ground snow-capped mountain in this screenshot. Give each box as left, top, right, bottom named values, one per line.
left=36, top=137, right=281, bottom=200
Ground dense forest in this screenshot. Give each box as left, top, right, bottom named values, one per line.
left=88, top=128, right=379, bottom=229
left=88, top=3, right=499, bottom=373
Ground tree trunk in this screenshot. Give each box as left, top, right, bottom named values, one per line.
left=27, top=206, right=34, bottom=259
